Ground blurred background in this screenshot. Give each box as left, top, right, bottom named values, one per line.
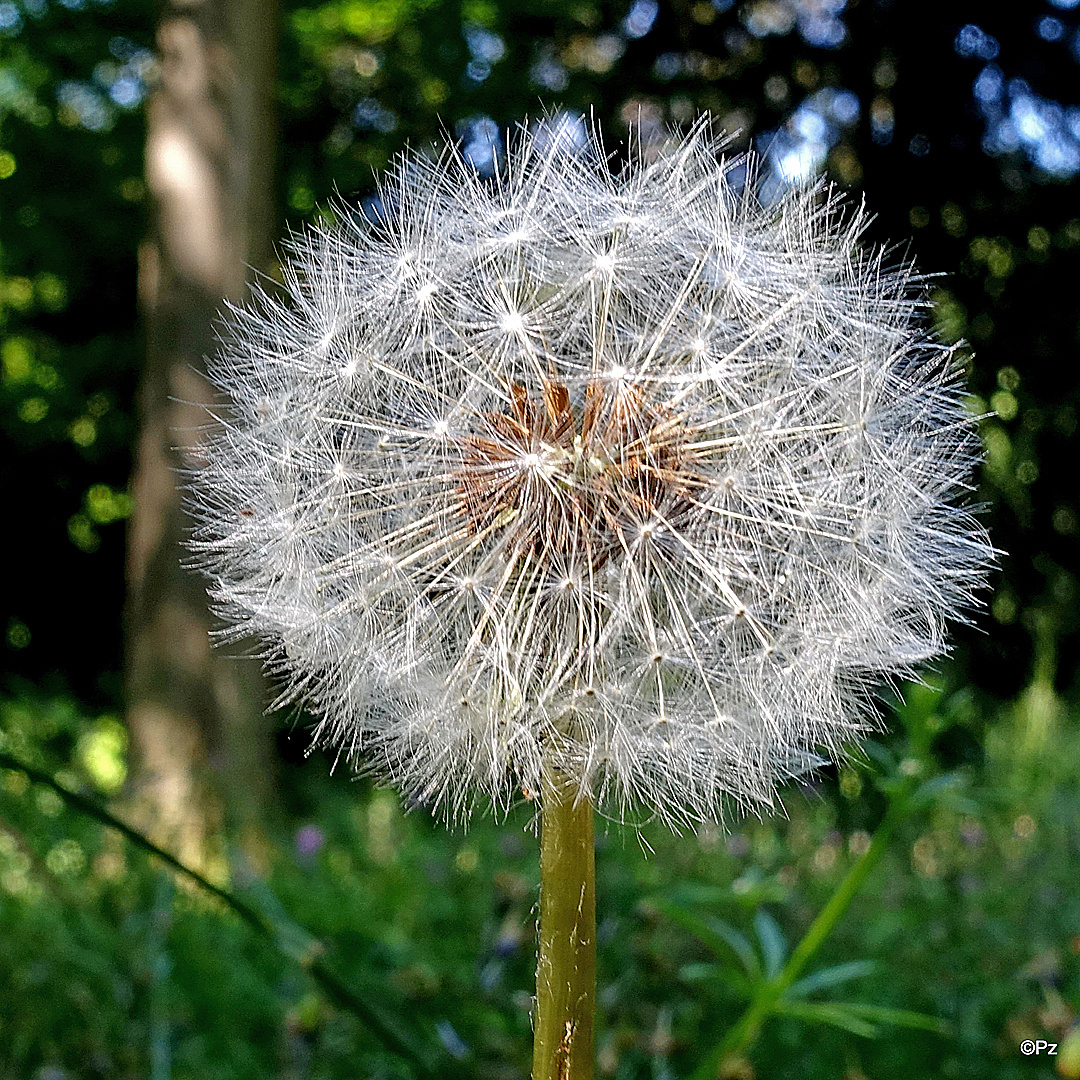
left=1, top=0, right=1078, bottom=1077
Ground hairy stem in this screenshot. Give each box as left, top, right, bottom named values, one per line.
left=533, top=772, right=596, bottom=1080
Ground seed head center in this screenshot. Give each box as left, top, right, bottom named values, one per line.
left=455, top=377, right=694, bottom=567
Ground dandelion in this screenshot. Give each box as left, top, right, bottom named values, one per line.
left=186, top=117, right=992, bottom=1077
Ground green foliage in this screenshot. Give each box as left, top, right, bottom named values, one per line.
left=2, top=683, right=1079, bottom=1078
left=2, top=0, right=146, bottom=702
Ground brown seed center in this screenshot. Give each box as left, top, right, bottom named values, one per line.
left=455, top=377, right=695, bottom=569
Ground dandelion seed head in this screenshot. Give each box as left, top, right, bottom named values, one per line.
left=187, top=118, right=993, bottom=829
left=500, top=310, right=526, bottom=337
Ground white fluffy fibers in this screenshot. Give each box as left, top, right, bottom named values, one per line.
left=186, top=120, right=993, bottom=827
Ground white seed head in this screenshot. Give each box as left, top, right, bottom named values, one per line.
left=186, top=118, right=993, bottom=828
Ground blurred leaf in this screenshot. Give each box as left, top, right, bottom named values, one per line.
left=653, top=898, right=761, bottom=981
left=786, top=959, right=876, bottom=999
left=860, top=739, right=896, bottom=772
left=678, top=961, right=752, bottom=997
left=753, top=910, right=787, bottom=981
left=910, top=771, right=973, bottom=813
left=773, top=998, right=949, bottom=1039
left=772, top=999, right=881, bottom=1038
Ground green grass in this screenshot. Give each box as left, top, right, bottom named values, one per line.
left=0, top=679, right=1077, bottom=1080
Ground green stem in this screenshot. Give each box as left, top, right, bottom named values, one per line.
left=694, top=788, right=913, bottom=1079
left=533, top=771, right=596, bottom=1080
left=0, top=749, right=438, bottom=1075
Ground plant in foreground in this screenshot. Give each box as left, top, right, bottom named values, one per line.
left=186, top=118, right=992, bottom=1076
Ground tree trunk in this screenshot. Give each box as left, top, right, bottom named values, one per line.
left=127, top=0, right=278, bottom=867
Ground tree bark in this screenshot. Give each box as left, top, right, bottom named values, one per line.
left=127, top=0, right=278, bottom=867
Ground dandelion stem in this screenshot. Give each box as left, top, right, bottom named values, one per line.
left=533, top=770, right=596, bottom=1080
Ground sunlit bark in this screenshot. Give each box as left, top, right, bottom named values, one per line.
left=127, top=0, right=278, bottom=866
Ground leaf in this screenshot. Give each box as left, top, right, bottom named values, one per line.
left=772, top=999, right=881, bottom=1038
left=911, top=771, right=968, bottom=808
left=678, top=962, right=752, bottom=997
left=774, top=999, right=950, bottom=1039
left=860, top=739, right=896, bottom=771
left=786, top=959, right=876, bottom=999
left=653, top=899, right=761, bottom=981
left=831, top=1002, right=951, bottom=1035
left=753, top=910, right=787, bottom=980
